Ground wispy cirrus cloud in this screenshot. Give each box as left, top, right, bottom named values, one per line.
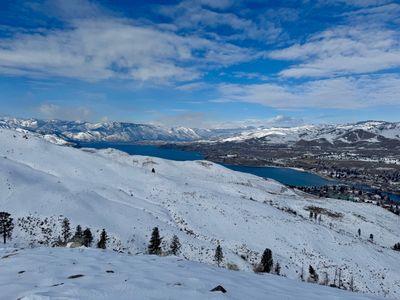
left=268, top=25, right=400, bottom=78
left=158, top=0, right=284, bottom=43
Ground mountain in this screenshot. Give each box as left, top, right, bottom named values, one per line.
left=0, top=117, right=247, bottom=143
left=221, top=121, right=400, bottom=149
left=0, top=247, right=383, bottom=300
left=1, top=117, right=400, bottom=150
left=0, top=128, right=399, bottom=298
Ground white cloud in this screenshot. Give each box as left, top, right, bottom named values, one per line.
left=210, top=115, right=304, bottom=129
left=39, top=103, right=91, bottom=120
left=152, top=112, right=210, bottom=128
left=0, top=3, right=255, bottom=83
left=158, top=0, right=282, bottom=43
left=268, top=24, right=400, bottom=78
left=216, top=74, right=400, bottom=109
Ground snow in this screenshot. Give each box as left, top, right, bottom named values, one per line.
left=0, top=247, right=384, bottom=300
left=0, top=128, right=399, bottom=298
left=220, top=121, right=400, bottom=144
left=3, top=117, right=400, bottom=144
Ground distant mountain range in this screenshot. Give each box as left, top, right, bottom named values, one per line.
left=1, top=117, right=400, bottom=149
left=221, top=121, right=400, bottom=149
left=0, top=117, right=247, bottom=143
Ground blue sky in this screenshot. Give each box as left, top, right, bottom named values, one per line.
left=0, top=0, right=399, bottom=128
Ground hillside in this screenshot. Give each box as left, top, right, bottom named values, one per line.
left=0, top=247, right=384, bottom=300
left=0, top=128, right=399, bottom=298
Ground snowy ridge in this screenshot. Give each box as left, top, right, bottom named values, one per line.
left=222, top=121, right=400, bottom=144
left=1, top=117, right=400, bottom=146
left=0, top=128, right=399, bottom=298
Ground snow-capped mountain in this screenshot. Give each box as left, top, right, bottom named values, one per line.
left=221, top=121, right=400, bottom=148
left=0, top=117, right=247, bottom=143
left=1, top=128, right=399, bottom=298
left=1, top=117, right=400, bottom=148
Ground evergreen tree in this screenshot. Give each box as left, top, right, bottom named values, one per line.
left=61, top=217, right=71, bottom=243
left=260, top=248, right=273, bottom=273
left=357, top=228, right=361, bottom=237
left=148, top=227, right=162, bottom=255
left=169, top=235, right=181, bottom=256
left=0, top=212, right=14, bottom=244
left=309, top=211, right=313, bottom=219
left=72, top=225, right=83, bottom=243
left=83, top=228, right=93, bottom=247
left=97, top=229, right=108, bottom=249
left=393, top=242, right=400, bottom=251
left=308, top=265, right=319, bottom=283
left=369, top=233, right=374, bottom=241
left=274, top=262, right=281, bottom=275
left=214, top=243, right=224, bottom=267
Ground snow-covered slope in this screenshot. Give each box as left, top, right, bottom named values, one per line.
left=0, top=128, right=399, bottom=298
left=0, top=247, right=384, bottom=300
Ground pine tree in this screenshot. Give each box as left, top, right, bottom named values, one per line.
left=83, top=228, right=93, bottom=247
left=214, top=244, right=224, bottom=267
left=309, top=211, right=313, bottom=219
left=148, top=227, right=162, bottom=255
left=0, top=212, right=14, bottom=244
left=61, top=217, right=71, bottom=243
left=170, top=235, right=181, bottom=256
left=357, top=228, right=361, bottom=237
left=274, top=262, right=281, bottom=275
left=97, top=229, right=108, bottom=249
left=308, top=265, right=319, bottom=283
left=393, top=242, right=400, bottom=251
left=260, top=248, right=273, bottom=273
left=369, top=233, right=374, bottom=241
left=72, top=225, right=83, bottom=243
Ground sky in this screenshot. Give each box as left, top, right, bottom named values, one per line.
left=0, top=0, right=399, bottom=128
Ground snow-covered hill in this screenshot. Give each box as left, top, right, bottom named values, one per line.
left=0, top=247, right=384, bottom=300
left=0, top=128, right=399, bottom=298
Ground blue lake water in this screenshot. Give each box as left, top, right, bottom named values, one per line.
left=79, top=142, right=204, bottom=161
left=77, top=142, right=399, bottom=202
left=77, top=142, right=332, bottom=187
left=223, top=164, right=332, bottom=187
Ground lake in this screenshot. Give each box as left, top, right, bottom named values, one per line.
left=77, top=142, right=332, bottom=187
left=78, top=142, right=204, bottom=161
